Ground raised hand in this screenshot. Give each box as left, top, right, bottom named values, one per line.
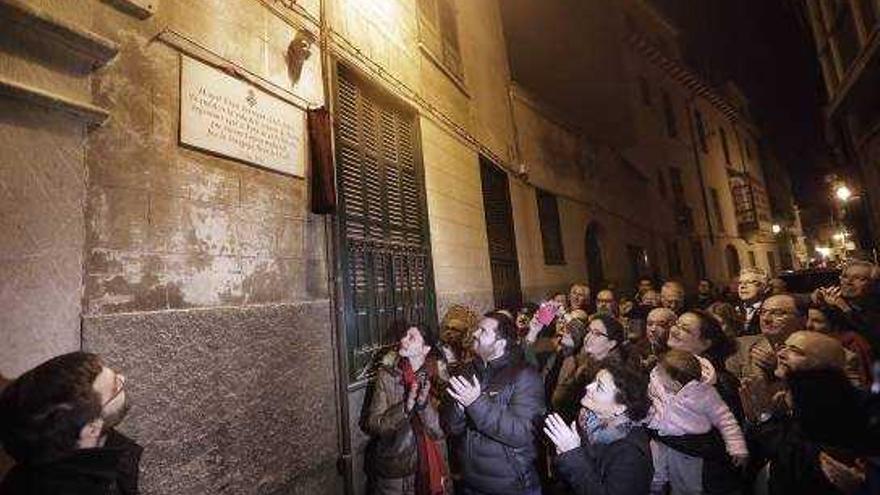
left=750, top=344, right=777, bottom=376
left=543, top=413, right=581, bottom=454
left=820, top=452, right=865, bottom=493
left=823, top=286, right=852, bottom=312
left=447, top=375, right=482, bottom=407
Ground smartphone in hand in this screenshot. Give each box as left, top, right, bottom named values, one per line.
left=536, top=302, right=559, bottom=326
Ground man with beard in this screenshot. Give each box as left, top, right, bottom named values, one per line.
left=442, top=312, right=545, bottom=495
left=0, top=352, right=140, bottom=494
left=743, top=332, right=874, bottom=494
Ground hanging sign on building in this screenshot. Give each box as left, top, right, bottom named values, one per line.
left=179, top=55, right=306, bottom=177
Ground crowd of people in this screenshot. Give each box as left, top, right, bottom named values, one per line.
left=0, top=262, right=879, bottom=494
left=362, top=260, right=880, bottom=494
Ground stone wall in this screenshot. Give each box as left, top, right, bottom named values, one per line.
left=0, top=0, right=113, bottom=377
left=0, top=98, right=86, bottom=377
left=78, top=0, right=338, bottom=491
left=82, top=301, right=338, bottom=495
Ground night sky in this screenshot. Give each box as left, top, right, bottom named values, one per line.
left=652, top=0, right=829, bottom=209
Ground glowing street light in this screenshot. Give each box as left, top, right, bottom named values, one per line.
left=772, top=224, right=782, bottom=234
left=835, top=185, right=852, bottom=202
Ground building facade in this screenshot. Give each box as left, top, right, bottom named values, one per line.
left=0, top=0, right=786, bottom=493
left=800, top=0, right=880, bottom=251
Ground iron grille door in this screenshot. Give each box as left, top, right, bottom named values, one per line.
left=335, top=67, right=437, bottom=382
left=479, top=158, right=522, bottom=310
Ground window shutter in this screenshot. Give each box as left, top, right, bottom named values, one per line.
left=536, top=189, right=565, bottom=265
left=335, top=68, right=437, bottom=382
left=480, top=160, right=522, bottom=310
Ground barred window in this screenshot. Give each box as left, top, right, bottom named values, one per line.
left=536, top=189, right=565, bottom=265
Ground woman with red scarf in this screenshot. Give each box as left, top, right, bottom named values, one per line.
left=362, top=321, right=448, bottom=495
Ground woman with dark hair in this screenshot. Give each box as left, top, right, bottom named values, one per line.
left=806, top=305, right=873, bottom=388
left=543, top=362, right=654, bottom=495
left=662, top=310, right=746, bottom=494
left=362, top=321, right=447, bottom=495
left=551, top=314, right=627, bottom=421
left=667, top=310, right=741, bottom=418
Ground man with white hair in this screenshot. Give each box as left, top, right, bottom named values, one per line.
left=811, top=259, right=880, bottom=354
left=660, top=281, right=687, bottom=316
left=737, top=267, right=770, bottom=336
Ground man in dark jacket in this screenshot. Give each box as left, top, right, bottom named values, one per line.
left=737, top=267, right=770, bottom=336
left=442, top=311, right=545, bottom=495
left=745, top=331, right=869, bottom=494
left=0, top=352, right=141, bottom=495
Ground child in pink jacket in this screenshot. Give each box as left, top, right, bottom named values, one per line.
left=647, top=349, right=748, bottom=494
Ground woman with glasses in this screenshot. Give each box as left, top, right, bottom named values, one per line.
left=551, top=314, right=628, bottom=422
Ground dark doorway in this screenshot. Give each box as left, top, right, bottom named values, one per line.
left=725, top=244, right=741, bottom=280
left=585, top=222, right=605, bottom=291
left=480, top=158, right=522, bottom=310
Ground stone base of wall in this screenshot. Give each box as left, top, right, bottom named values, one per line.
left=82, top=301, right=341, bottom=495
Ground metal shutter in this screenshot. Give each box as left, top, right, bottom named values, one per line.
left=335, top=67, right=437, bottom=382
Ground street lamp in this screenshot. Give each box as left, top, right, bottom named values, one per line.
left=835, top=184, right=852, bottom=202
left=772, top=224, right=782, bottom=234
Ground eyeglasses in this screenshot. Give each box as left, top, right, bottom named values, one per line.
left=739, top=280, right=762, bottom=287
left=758, top=308, right=794, bottom=319
left=102, top=372, right=126, bottom=408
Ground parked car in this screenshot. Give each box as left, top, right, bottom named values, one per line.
left=778, top=268, right=841, bottom=294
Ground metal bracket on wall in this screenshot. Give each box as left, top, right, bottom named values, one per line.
left=154, top=28, right=319, bottom=112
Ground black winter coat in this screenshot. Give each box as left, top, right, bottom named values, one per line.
left=748, top=412, right=844, bottom=495
left=554, top=426, right=653, bottom=495
left=440, top=352, right=545, bottom=494
left=0, top=430, right=142, bottom=495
